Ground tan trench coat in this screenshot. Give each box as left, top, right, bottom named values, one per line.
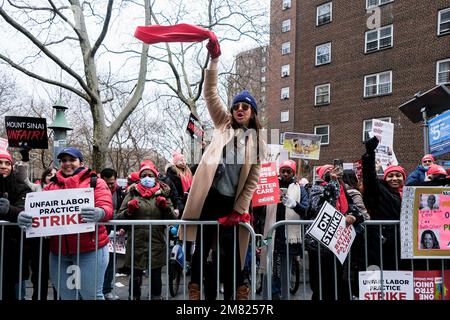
left=180, top=68, right=263, bottom=266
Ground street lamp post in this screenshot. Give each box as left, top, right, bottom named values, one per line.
left=48, top=100, right=73, bottom=168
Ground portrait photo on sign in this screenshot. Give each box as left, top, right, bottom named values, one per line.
left=419, top=194, right=440, bottom=210
left=419, top=229, right=440, bottom=250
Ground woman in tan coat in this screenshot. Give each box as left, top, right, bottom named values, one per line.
left=181, top=42, right=264, bottom=300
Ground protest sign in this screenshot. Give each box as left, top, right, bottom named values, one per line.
left=401, top=186, right=450, bottom=259
left=359, top=271, right=414, bottom=300
left=24, top=188, right=95, bottom=238
left=413, top=270, right=450, bottom=300
left=306, top=201, right=356, bottom=264
left=108, top=232, right=126, bottom=254
left=252, top=162, right=280, bottom=207
left=369, top=119, right=397, bottom=171
left=5, top=116, right=48, bottom=149
left=282, top=132, right=321, bottom=160
left=186, top=113, right=204, bottom=141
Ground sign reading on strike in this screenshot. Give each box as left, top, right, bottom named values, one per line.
left=5, top=116, right=48, bottom=149
left=252, top=162, right=280, bottom=207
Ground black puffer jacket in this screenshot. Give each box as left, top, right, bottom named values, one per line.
left=361, top=150, right=405, bottom=270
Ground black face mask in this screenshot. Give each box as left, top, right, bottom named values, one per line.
left=324, top=171, right=331, bottom=182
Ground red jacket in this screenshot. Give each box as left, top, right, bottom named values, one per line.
left=45, top=168, right=113, bottom=255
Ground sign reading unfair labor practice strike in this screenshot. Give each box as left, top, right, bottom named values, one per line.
left=252, top=162, right=280, bottom=207
left=306, top=201, right=356, bottom=264
left=359, top=271, right=414, bottom=300
left=24, top=188, right=95, bottom=238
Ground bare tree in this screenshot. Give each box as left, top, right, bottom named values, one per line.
left=0, top=0, right=150, bottom=170
left=0, top=0, right=268, bottom=170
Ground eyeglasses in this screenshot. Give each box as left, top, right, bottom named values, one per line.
left=232, top=103, right=251, bottom=112
left=423, top=160, right=433, bottom=164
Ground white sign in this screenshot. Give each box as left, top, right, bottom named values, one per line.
left=24, top=188, right=95, bottom=238
left=359, top=271, right=414, bottom=300
left=108, top=232, right=126, bottom=254
left=369, top=119, right=397, bottom=170
left=306, top=201, right=356, bottom=264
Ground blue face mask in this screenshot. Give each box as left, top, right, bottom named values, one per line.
left=423, top=165, right=430, bottom=170
left=140, top=177, right=155, bottom=188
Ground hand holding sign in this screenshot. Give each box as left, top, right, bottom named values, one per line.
left=80, top=207, right=105, bottom=223
left=17, top=211, right=33, bottom=229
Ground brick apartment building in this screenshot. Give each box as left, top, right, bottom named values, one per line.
left=228, top=46, right=269, bottom=126
left=266, top=0, right=450, bottom=174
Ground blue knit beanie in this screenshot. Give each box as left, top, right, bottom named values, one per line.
left=232, top=90, right=257, bottom=114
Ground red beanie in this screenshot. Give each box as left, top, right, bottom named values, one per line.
left=139, top=160, right=159, bottom=177
left=316, top=164, right=333, bottom=180
left=280, top=160, right=297, bottom=175
left=128, top=172, right=140, bottom=183
left=172, top=152, right=185, bottom=165
left=383, top=165, right=406, bottom=181
left=427, top=164, right=447, bottom=176
left=422, top=154, right=435, bottom=163
left=0, top=150, right=13, bottom=163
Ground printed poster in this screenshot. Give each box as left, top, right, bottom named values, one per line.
left=414, top=270, right=450, bottom=300
left=24, top=188, right=95, bottom=238
left=369, top=119, right=397, bottom=171
left=359, top=271, right=414, bottom=300
left=306, top=201, right=356, bottom=264
left=400, top=186, right=450, bottom=259
left=252, top=162, right=280, bottom=207
left=282, top=132, right=322, bottom=160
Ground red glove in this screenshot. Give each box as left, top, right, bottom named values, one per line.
left=206, top=32, right=221, bottom=59
left=127, top=199, right=139, bottom=215
left=155, top=196, right=169, bottom=209
left=218, top=210, right=251, bottom=227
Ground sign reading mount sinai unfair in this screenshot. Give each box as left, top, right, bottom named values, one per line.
left=5, top=116, right=48, bottom=149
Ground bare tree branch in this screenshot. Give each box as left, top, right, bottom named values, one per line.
left=91, top=0, right=113, bottom=57
left=0, top=53, right=88, bottom=100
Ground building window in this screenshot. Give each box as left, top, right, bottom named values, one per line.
left=282, top=0, right=291, bottom=10
left=261, top=95, right=266, bottom=103
left=281, top=110, right=289, bottom=122
left=437, top=58, right=450, bottom=85
left=315, top=83, right=330, bottom=106
left=261, top=66, right=266, bottom=73
left=365, top=25, right=393, bottom=53
left=261, top=76, right=266, bottom=83
left=314, top=125, right=329, bottom=145
left=363, top=117, right=391, bottom=141
left=315, top=42, right=331, bottom=66
left=281, top=64, right=290, bottom=77
left=316, top=2, right=332, bottom=26
left=282, top=19, right=291, bottom=32
left=261, top=86, right=266, bottom=93
left=281, top=87, right=290, bottom=100
left=262, top=57, right=266, bottom=63
left=438, top=8, right=450, bottom=35
left=364, top=70, right=392, bottom=97
left=281, top=42, right=291, bottom=55
left=366, top=0, right=393, bottom=9
left=262, top=46, right=267, bottom=53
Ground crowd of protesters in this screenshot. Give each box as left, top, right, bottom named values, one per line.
left=1, top=36, right=449, bottom=302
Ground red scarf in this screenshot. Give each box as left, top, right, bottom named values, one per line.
left=178, top=169, right=193, bottom=193
left=336, top=183, right=349, bottom=214
left=136, top=182, right=160, bottom=198
left=135, top=23, right=213, bottom=45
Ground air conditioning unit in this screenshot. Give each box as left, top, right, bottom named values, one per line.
left=283, top=3, right=291, bottom=10
left=281, top=71, right=289, bottom=77
left=282, top=95, right=289, bottom=100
